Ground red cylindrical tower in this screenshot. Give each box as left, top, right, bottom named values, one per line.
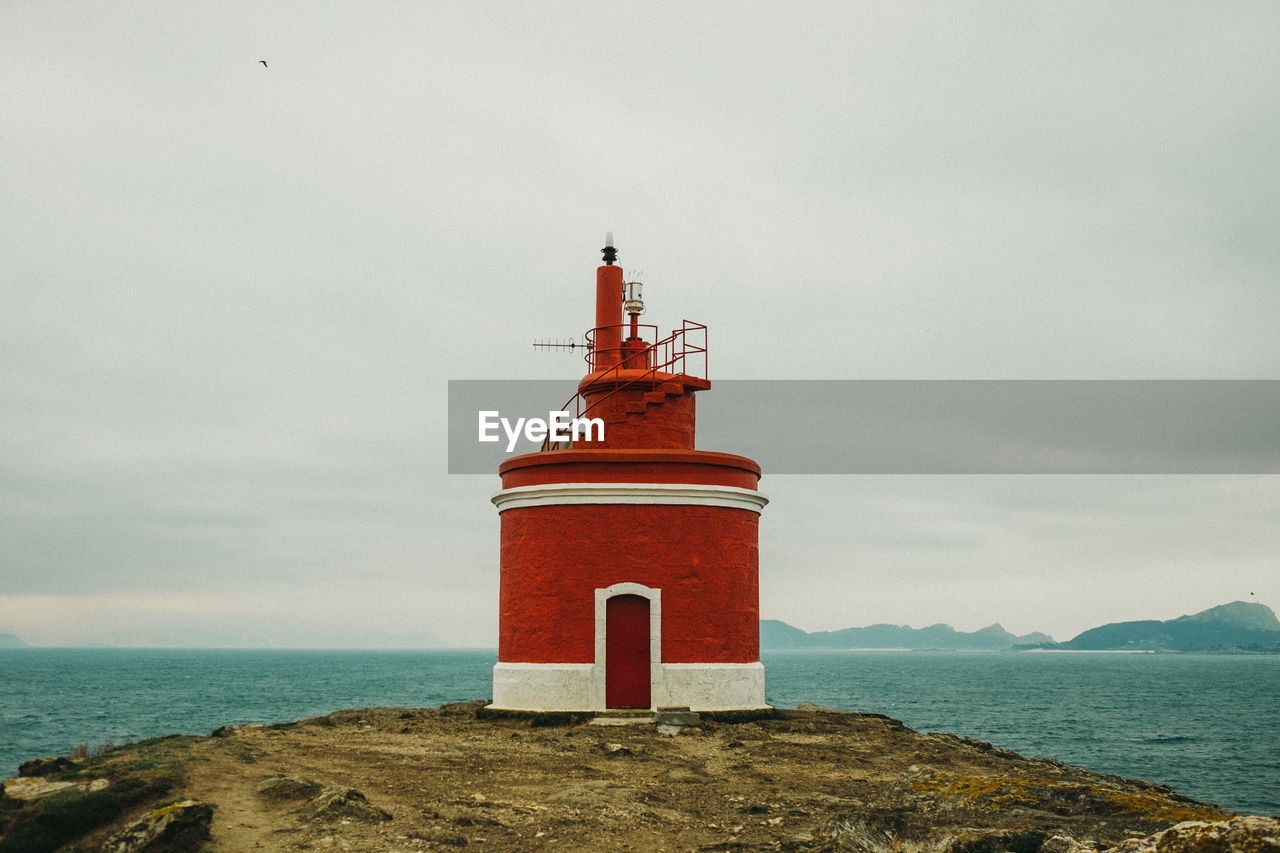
left=491, top=237, right=768, bottom=711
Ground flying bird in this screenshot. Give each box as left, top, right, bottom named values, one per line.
left=259, top=60, right=268, bottom=67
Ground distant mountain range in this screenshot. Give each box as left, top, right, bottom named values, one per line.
left=761, top=601, right=1280, bottom=652
left=761, top=619, right=1053, bottom=650
left=0, top=633, right=31, bottom=648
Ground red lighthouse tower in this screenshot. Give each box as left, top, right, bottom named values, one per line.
left=490, top=236, right=768, bottom=712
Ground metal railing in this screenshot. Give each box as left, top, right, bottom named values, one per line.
left=541, top=320, right=707, bottom=451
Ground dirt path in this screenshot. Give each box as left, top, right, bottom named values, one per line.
left=184, top=741, right=302, bottom=851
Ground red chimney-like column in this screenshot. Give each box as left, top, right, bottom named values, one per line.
left=592, top=235, right=623, bottom=373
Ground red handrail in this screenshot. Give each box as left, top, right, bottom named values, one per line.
left=541, top=321, right=707, bottom=451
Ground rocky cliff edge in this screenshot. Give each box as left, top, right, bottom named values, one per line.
left=2, top=704, right=1276, bottom=852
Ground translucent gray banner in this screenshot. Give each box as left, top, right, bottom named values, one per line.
left=448, top=380, right=1280, bottom=474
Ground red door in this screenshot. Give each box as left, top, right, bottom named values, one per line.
left=605, top=594, right=651, bottom=709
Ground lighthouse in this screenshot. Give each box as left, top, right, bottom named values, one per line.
left=490, top=236, right=768, bottom=712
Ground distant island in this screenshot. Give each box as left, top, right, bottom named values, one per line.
left=0, top=633, right=31, bottom=649
left=761, top=600, right=1280, bottom=652
left=1042, top=601, right=1280, bottom=652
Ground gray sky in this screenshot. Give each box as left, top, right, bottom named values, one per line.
left=3, top=1, right=1278, bottom=647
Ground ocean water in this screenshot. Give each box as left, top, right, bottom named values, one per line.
left=1, top=648, right=1276, bottom=816
left=764, top=649, right=1280, bottom=817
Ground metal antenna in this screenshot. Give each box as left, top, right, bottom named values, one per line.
left=532, top=337, right=592, bottom=352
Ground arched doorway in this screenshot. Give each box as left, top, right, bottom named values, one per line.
left=605, top=594, right=651, bottom=708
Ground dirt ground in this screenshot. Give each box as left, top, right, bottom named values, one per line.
left=4, top=704, right=1236, bottom=852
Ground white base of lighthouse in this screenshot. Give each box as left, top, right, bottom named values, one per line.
left=489, top=661, right=766, bottom=713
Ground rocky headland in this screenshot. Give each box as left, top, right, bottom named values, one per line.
left=2, top=704, right=1276, bottom=852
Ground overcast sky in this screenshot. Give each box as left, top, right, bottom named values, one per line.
left=3, top=2, right=1278, bottom=647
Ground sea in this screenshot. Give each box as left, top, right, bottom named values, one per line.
left=1, top=648, right=1277, bottom=816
